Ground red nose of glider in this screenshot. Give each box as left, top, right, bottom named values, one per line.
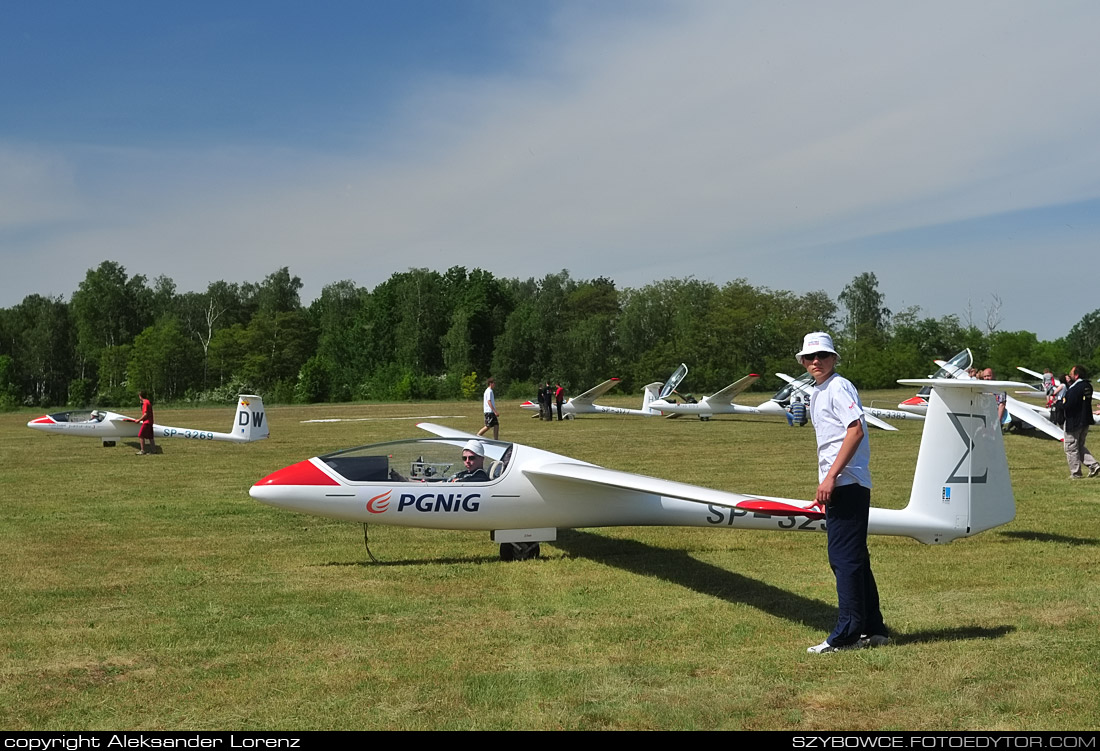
left=253, top=459, right=339, bottom=487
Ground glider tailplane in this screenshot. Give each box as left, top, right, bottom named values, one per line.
left=899, top=379, right=1015, bottom=543
left=234, top=395, right=269, bottom=442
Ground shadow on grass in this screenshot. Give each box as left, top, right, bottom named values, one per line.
left=322, top=554, right=502, bottom=567
left=1000, top=530, right=1099, bottom=546
left=553, top=529, right=837, bottom=632
left=892, top=625, right=1014, bottom=645
left=318, top=528, right=1017, bottom=645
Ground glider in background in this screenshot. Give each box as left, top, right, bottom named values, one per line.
left=251, top=380, right=1015, bottom=561
left=767, top=373, right=926, bottom=431
left=901, top=350, right=1065, bottom=440
left=520, top=378, right=665, bottom=418
left=27, top=395, right=268, bottom=447
left=647, top=374, right=763, bottom=420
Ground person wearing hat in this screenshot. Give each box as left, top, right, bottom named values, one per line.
left=453, top=439, right=490, bottom=482
left=796, top=332, right=889, bottom=653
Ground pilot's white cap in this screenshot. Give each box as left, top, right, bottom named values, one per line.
left=796, top=332, right=840, bottom=364
left=462, top=439, right=486, bottom=457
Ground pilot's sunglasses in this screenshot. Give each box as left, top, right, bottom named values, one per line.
left=462, top=454, right=477, bottom=462
left=807, top=352, right=835, bottom=361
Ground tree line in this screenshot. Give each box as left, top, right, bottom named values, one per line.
left=2, top=262, right=1098, bottom=409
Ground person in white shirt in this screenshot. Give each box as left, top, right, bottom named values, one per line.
left=477, top=377, right=500, bottom=440
left=797, top=332, right=888, bottom=654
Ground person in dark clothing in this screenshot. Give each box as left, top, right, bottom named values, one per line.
left=1062, top=365, right=1100, bottom=479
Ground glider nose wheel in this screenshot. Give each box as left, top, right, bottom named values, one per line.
left=500, top=542, right=540, bottom=561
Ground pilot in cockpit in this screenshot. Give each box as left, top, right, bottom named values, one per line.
left=452, top=439, right=490, bottom=482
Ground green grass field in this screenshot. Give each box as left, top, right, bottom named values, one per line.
left=3, top=390, right=1099, bottom=730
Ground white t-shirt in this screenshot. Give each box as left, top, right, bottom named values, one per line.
left=809, top=372, right=871, bottom=488
left=483, top=386, right=496, bottom=414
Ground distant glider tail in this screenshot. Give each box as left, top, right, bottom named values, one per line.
left=887, top=379, right=1016, bottom=543
left=234, top=395, right=269, bottom=442
left=641, top=382, right=664, bottom=414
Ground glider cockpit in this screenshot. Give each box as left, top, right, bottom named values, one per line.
left=316, top=438, right=515, bottom=484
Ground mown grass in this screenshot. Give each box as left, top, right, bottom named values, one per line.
left=2, top=390, right=1098, bottom=730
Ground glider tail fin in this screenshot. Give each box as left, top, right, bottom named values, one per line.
left=641, top=382, right=664, bottom=414
left=233, top=395, right=269, bottom=442
left=897, top=378, right=1015, bottom=543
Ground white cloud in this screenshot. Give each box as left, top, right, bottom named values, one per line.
left=3, top=1, right=1099, bottom=338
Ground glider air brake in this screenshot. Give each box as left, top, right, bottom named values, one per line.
left=251, top=379, right=1015, bottom=561
left=520, top=378, right=665, bottom=418
left=27, top=395, right=269, bottom=446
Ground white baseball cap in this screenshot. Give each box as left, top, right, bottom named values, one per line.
left=462, top=439, right=486, bottom=457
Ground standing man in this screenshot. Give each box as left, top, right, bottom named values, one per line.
left=477, top=377, right=500, bottom=440
left=797, top=332, right=888, bottom=653
left=136, top=390, right=157, bottom=456
left=555, top=382, right=565, bottom=421
left=1063, top=365, right=1100, bottom=479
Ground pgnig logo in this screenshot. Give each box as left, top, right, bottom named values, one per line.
left=366, top=490, right=481, bottom=513
left=366, top=490, right=392, bottom=513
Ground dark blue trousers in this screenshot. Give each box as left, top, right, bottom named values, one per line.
left=826, top=483, right=886, bottom=646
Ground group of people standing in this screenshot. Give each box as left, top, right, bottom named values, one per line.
left=536, top=381, right=565, bottom=421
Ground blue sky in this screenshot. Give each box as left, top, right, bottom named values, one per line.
left=2, top=1, right=1098, bottom=340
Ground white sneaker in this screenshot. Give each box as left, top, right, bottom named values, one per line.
left=807, top=639, right=864, bottom=654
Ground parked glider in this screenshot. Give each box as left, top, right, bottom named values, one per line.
left=901, top=351, right=1065, bottom=440
left=27, top=395, right=269, bottom=447
left=898, top=349, right=975, bottom=416
left=520, top=378, right=665, bottom=418
left=1016, top=366, right=1100, bottom=406
left=251, top=380, right=1015, bottom=561
left=767, top=373, right=925, bottom=431
left=648, top=374, right=763, bottom=420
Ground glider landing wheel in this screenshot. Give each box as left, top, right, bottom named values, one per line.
left=102, top=441, right=116, bottom=447
left=500, top=542, right=540, bottom=561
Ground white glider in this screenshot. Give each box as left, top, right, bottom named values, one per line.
left=520, top=378, right=665, bottom=418
left=251, top=380, right=1015, bottom=560
left=27, top=395, right=269, bottom=447
left=648, top=374, right=763, bottom=420
left=902, top=351, right=1065, bottom=440
left=767, top=373, right=926, bottom=431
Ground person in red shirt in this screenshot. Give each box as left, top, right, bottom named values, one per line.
left=137, top=390, right=157, bottom=455
left=554, top=383, right=565, bottom=421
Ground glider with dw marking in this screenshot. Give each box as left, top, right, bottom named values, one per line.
left=27, top=395, right=269, bottom=447
left=251, top=380, right=1015, bottom=561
